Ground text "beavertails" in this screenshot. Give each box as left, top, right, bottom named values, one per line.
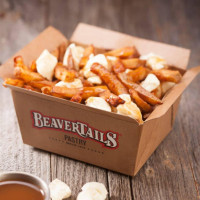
left=31, top=111, right=119, bottom=149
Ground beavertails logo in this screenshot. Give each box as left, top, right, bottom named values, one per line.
left=31, top=111, right=119, bottom=149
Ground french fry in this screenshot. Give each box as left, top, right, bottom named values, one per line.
left=79, top=45, right=94, bottom=68
left=112, top=60, right=126, bottom=74
left=117, top=72, right=162, bottom=105
left=51, top=86, right=107, bottom=99
left=91, top=63, right=128, bottom=95
left=3, top=78, right=24, bottom=88
left=14, top=67, right=44, bottom=82
left=23, top=85, right=41, bottom=92
left=58, top=42, right=68, bottom=62
left=29, top=80, right=55, bottom=90
left=54, top=64, right=76, bottom=82
left=121, top=58, right=146, bottom=69
left=105, top=46, right=139, bottom=58
left=99, top=90, right=125, bottom=107
left=125, top=66, right=149, bottom=83
left=129, top=89, right=152, bottom=113
left=151, top=85, right=162, bottom=99
left=41, top=86, right=65, bottom=98
left=152, top=69, right=182, bottom=83
left=30, top=60, right=37, bottom=72
left=71, top=92, right=83, bottom=103
left=14, top=56, right=29, bottom=70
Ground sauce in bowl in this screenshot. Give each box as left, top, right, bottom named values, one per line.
left=0, top=180, right=44, bottom=200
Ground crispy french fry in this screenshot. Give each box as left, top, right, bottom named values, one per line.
left=54, top=64, right=76, bottom=82
left=152, top=69, right=182, bottom=83
left=51, top=85, right=107, bottom=99
left=71, top=92, right=83, bottom=103
left=117, top=72, right=162, bottom=105
left=105, top=46, right=139, bottom=58
left=79, top=45, right=94, bottom=68
left=3, top=78, right=24, bottom=88
left=121, top=58, right=146, bottom=69
left=112, top=60, right=126, bottom=74
left=14, top=67, right=44, bottom=82
left=29, top=80, right=55, bottom=90
left=58, top=42, right=68, bottom=62
left=91, top=63, right=128, bottom=95
left=129, top=89, right=152, bottom=113
left=151, top=85, right=162, bottom=99
left=30, top=60, right=37, bottom=72
left=14, top=56, right=29, bottom=70
left=99, top=90, right=125, bottom=107
left=126, top=66, right=149, bottom=83
left=23, top=85, right=41, bottom=92
left=41, top=86, right=65, bottom=98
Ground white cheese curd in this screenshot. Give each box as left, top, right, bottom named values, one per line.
left=49, top=179, right=71, bottom=200
left=141, top=73, right=160, bottom=92
left=125, top=69, right=132, bottom=74
left=117, top=94, right=143, bottom=123
left=63, top=43, right=85, bottom=70
left=36, top=49, right=58, bottom=81
left=161, top=81, right=175, bottom=95
left=86, top=97, right=111, bottom=112
left=83, top=54, right=108, bottom=78
left=55, top=78, right=83, bottom=88
left=106, top=56, right=117, bottom=61
left=77, top=182, right=108, bottom=200
left=87, top=76, right=102, bottom=84
left=118, top=94, right=132, bottom=102
left=140, top=52, right=167, bottom=70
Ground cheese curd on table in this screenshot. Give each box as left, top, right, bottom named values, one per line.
left=49, top=179, right=71, bottom=200
left=140, top=53, right=167, bottom=70
left=77, top=182, right=108, bottom=200
left=63, top=43, right=85, bottom=70
left=86, top=97, right=111, bottom=112
left=36, top=49, right=58, bottom=81
left=55, top=78, right=83, bottom=88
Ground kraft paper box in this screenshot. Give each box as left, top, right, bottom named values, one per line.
left=0, top=23, right=200, bottom=176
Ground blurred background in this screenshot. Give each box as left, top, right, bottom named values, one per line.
left=0, top=0, right=200, bottom=68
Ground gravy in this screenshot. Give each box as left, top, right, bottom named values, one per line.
left=0, top=180, right=44, bottom=200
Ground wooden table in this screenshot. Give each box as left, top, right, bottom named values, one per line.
left=0, top=0, right=200, bottom=199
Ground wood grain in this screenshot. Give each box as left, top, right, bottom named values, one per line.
left=0, top=0, right=200, bottom=199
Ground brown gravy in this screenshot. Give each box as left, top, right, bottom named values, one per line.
left=0, top=180, right=44, bottom=200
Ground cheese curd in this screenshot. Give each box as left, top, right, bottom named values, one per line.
left=55, top=79, right=83, bottom=88
left=161, top=81, right=175, bottom=95
left=86, top=97, right=111, bottom=112
left=141, top=73, right=160, bottom=92
left=77, top=182, right=108, bottom=200
left=140, top=53, right=167, bottom=70
left=49, top=179, right=71, bottom=200
left=83, top=54, right=108, bottom=84
left=36, top=49, right=58, bottom=81
left=63, top=43, right=85, bottom=70
left=117, top=94, right=143, bottom=123
left=87, top=76, right=102, bottom=84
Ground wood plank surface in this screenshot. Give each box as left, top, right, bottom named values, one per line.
left=0, top=0, right=200, bottom=199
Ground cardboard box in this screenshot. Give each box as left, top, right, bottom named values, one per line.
left=0, top=23, right=200, bottom=176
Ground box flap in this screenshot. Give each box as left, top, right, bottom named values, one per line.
left=71, top=23, right=190, bottom=70
left=0, top=26, right=68, bottom=79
